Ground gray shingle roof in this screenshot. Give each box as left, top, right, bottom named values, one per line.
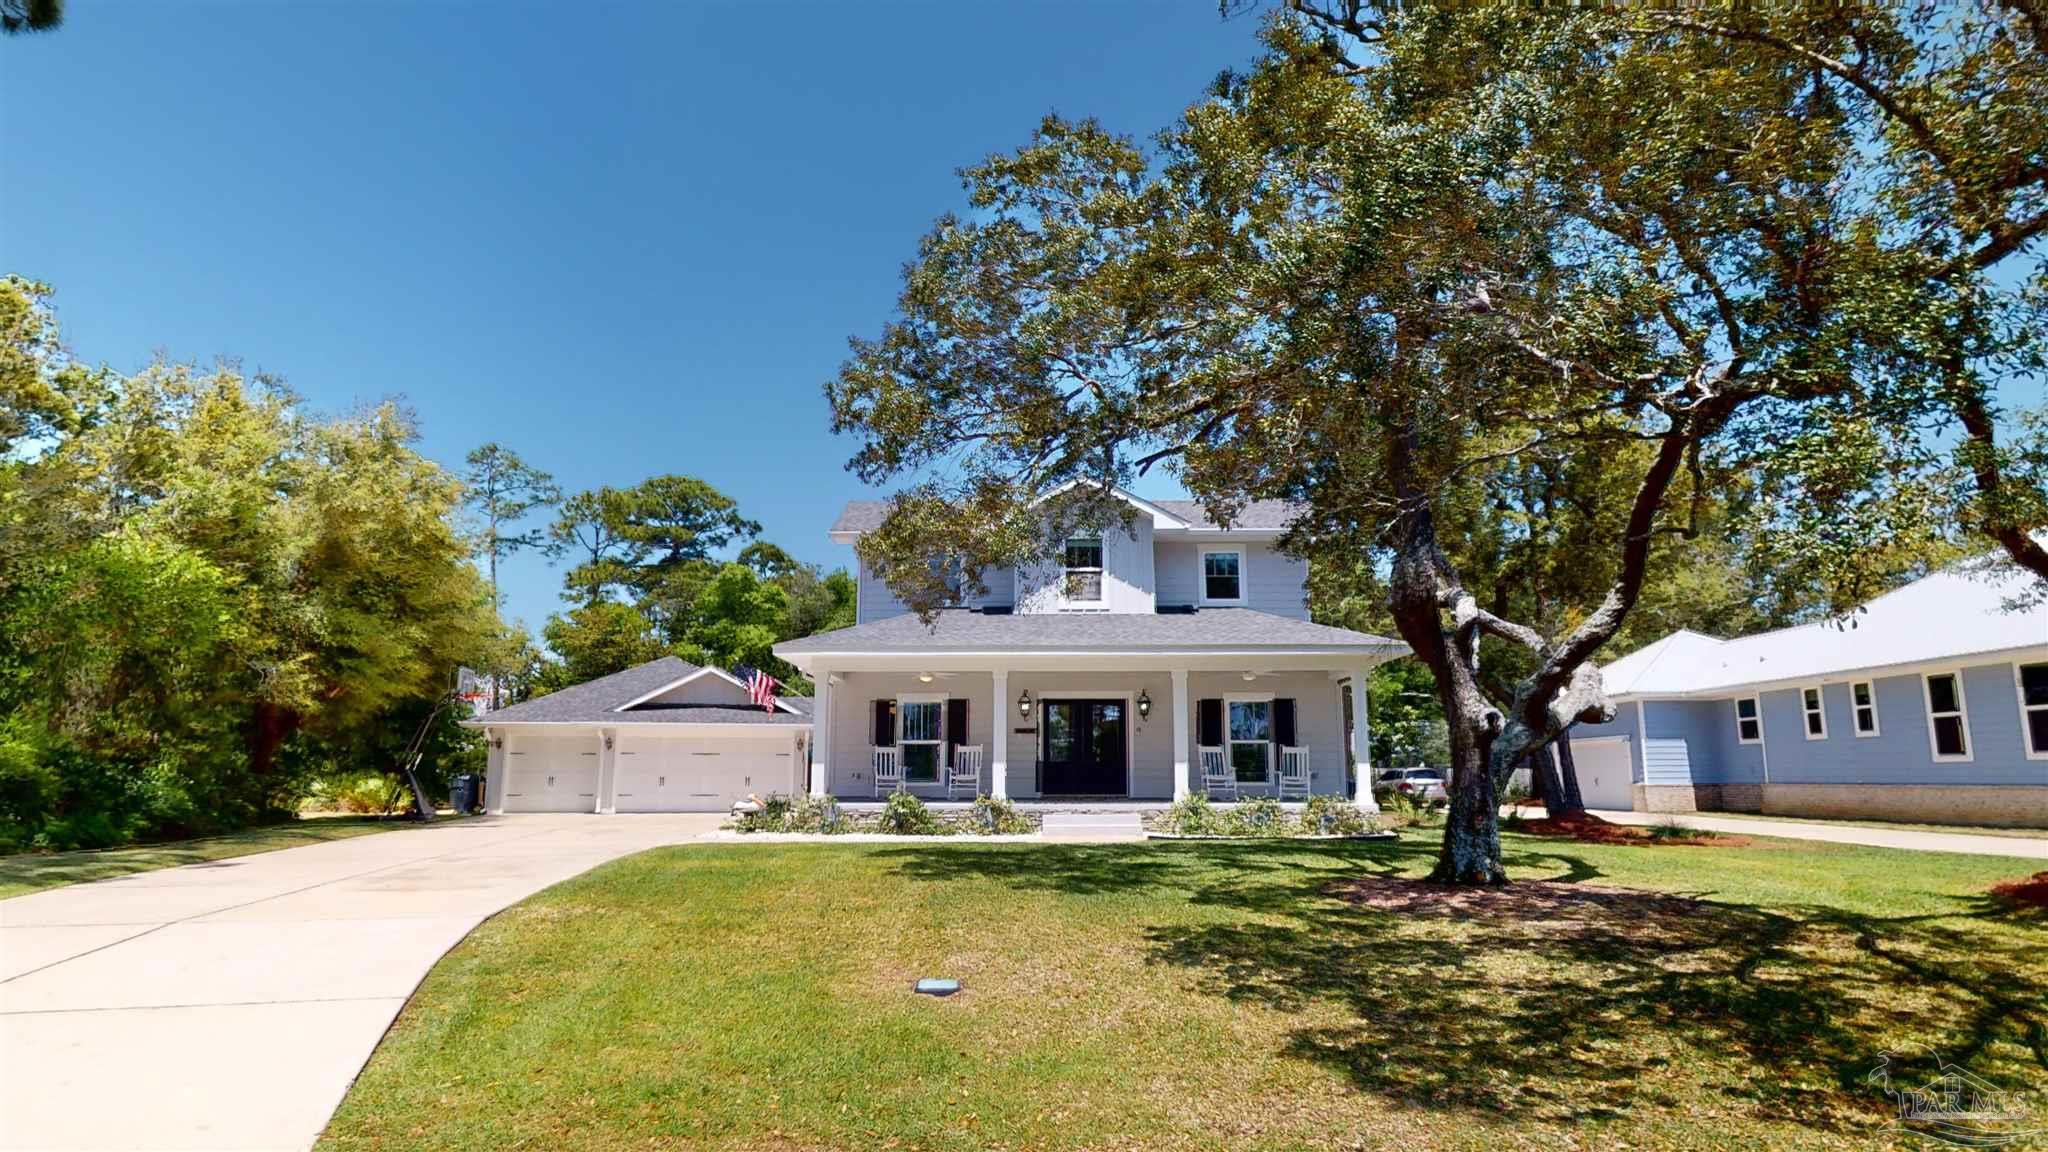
left=774, top=607, right=1398, bottom=655
left=831, top=497, right=1302, bottom=535
left=470, top=656, right=808, bottom=726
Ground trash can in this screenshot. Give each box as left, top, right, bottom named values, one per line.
left=450, top=774, right=480, bottom=815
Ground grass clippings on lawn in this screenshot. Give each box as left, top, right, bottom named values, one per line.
left=0, top=817, right=410, bottom=899
left=321, top=835, right=2047, bottom=1152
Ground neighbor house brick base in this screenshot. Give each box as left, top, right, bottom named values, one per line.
left=1631, top=783, right=1764, bottom=814
left=1758, top=784, right=2048, bottom=829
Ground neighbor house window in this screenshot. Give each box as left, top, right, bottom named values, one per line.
left=1227, top=698, right=1272, bottom=783
left=1850, top=681, right=1879, bottom=736
left=2017, top=663, right=2048, bottom=759
left=898, top=696, right=944, bottom=782
left=1923, top=672, right=1971, bottom=762
left=1062, top=536, right=1103, bottom=603
left=1800, top=686, right=1827, bottom=740
left=1201, top=548, right=1244, bottom=604
left=1734, top=696, right=1762, bottom=744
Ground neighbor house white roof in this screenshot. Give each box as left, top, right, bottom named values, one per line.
left=1601, top=560, right=2048, bottom=698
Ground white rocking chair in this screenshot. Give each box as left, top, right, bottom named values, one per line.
left=1199, top=746, right=1237, bottom=800
left=872, top=747, right=903, bottom=796
left=1278, top=746, right=1311, bottom=800
left=947, top=745, right=984, bottom=799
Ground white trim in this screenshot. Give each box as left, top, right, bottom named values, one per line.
left=613, top=665, right=805, bottom=714
left=1850, top=679, right=1880, bottom=738
left=1734, top=695, right=1762, bottom=745
left=1197, top=546, right=1247, bottom=606
left=1223, top=693, right=1276, bottom=785
left=1606, top=643, right=2048, bottom=703
left=1032, top=688, right=1137, bottom=797
left=1799, top=685, right=1828, bottom=741
left=1036, top=480, right=1191, bottom=529
left=2016, top=661, right=2048, bottom=761
left=1921, top=669, right=1974, bottom=763
left=461, top=720, right=807, bottom=734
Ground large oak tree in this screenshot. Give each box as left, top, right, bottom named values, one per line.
left=827, top=5, right=2046, bottom=882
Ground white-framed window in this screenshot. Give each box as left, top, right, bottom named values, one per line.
left=2016, top=662, right=2048, bottom=760
left=1850, top=680, right=1879, bottom=737
left=1200, top=547, right=1245, bottom=605
left=1800, top=686, right=1827, bottom=740
left=897, top=694, right=945, bottom=782
left=1922, top=672, right=1972, bottom=762
left=1062, top=536, right=1103, bottom=604
left=1734, top=696, right=1762, bottom=744
left=1226, top=695, right=1272, bottom=783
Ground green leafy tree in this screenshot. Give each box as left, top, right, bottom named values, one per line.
left=540, top=601, right=664, bottom=686
left=461, top=443, right=558, bottom=609
left=1, top=0, right=61, bottom=35
left=547, top=487, right=639, bottom=607
left=614, top=475, right=761, bottom=577
left=827, top=6, right=2042, bottom=882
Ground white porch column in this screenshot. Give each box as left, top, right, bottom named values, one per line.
left=810, top=670, right=832, bottom=796
left=1351, top=669, right=1379, bottom=812
left=1171, top=668, right=1191, bottom=801
left=990, top=668, right=1009, bottom=800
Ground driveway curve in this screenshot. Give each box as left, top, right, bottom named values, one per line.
left=0, top=814, right=721, bottom=1151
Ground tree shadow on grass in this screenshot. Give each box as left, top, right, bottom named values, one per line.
left=876, top=839, right=2047, bottom=1136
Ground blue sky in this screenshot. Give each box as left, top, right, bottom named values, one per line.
left=2, top=1, right=1253, bottom=637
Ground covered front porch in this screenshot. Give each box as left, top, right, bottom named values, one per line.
left=798, top=662, right=1391, bottom=808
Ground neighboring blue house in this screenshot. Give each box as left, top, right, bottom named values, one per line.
left=1569, top=561, right=2048, bottom=827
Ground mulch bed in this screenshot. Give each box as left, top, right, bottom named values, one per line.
left=1988, top=871, right=2048, bottom=910
left=1514, top=809, right=1749, bottom=847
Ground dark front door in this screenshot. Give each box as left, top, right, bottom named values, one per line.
left=1041, top=699, right=1127, bottom=795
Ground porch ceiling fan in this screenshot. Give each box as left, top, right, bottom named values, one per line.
left=915, top=672, right=962, bottom=683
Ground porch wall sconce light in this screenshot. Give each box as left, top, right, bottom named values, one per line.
left=603, top=734, right=615, bottom=751
left=1135, top=689, right=1152, bottom=720
left=1017, top=689, right=1034, bottom=718
left=490, top=734, right=503, bottom=749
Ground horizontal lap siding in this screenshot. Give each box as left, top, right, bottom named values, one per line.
left=1641, top=739, right=1694, bottom=785
left=1154, top=541, right=1309, bottom=619
left=823, top=672, right=995, bottom=796
left=1758, top=662, right=2047, bottom=787
left=1002, top=671, right=1175, bottom=798
left=1188, top=671, right=1346, bottom=796
left=856, top=563, right=1016, bottom=624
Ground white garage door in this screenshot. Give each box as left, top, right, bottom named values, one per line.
left=501, top=731, right=600, bottom=812
left=614, top=735, right=797, bottom=812
left=1566, top=738, right=1636, bottom=810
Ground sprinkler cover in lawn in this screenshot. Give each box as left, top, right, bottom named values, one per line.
left=914, top=978, right=960, bottom=997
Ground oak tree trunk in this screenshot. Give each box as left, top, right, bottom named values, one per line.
left=1550, top=728, right=1587, bottom=815
left=1434, top=719, right=1508, bottom=885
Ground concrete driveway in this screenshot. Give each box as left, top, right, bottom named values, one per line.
left=0, top=814, right=721, bottom=1152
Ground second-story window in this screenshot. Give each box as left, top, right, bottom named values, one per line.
left=1201, top=548, right=1244, bottom=604
left=1063, top=536, right=1103, bottom=603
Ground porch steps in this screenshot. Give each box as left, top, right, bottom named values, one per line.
left=1038, top=809, right=1148, bottom=839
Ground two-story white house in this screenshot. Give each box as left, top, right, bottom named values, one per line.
left=773, top=488, right=1404, bottom=805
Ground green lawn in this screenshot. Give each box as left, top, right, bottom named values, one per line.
left=1643, top=809, right=2048, bottom=839
left=0, top=817, right=408, bottom=899
left=321, top=835, right=2046, bottom=1151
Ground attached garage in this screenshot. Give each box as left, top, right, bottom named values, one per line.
left=614, top=733, right=803, bottom=812
left=1565, top=737, right=1637, bottom=810
left=474, top=657, right=812, bottom=815
left=501, top=730, right=600, bottom=812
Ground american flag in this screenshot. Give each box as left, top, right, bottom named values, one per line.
left=738, top=665, right=780, bottom=711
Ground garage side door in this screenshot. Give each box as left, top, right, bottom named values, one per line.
left=615, top=735, right=796, bottom=812
left=1566, top=738, right=1636, bottom=810
left=502, top=731, right=600, bottom=812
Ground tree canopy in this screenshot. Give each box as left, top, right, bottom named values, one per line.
left=827, top=3, right=2047, bottom=882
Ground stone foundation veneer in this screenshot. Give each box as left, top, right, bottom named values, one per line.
left=1760, top=784, right=2048, bottom=829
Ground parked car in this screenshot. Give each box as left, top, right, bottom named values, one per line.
left=1377, top=767, right=1448, bottom=802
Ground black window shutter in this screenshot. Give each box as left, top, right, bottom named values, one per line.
left=1198, top=699, right=1223, bottom=746
left=947, top=698, right=969, bottom=748
left=872, top=700, right=894, bottom=747
left=1274, top=698, right=1297, bottom=747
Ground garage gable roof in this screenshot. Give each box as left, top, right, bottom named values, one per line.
left=470, top=656, right=810, bottom=726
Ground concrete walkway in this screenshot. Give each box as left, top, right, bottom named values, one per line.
left=1589, top=809, right=2048, bottom=860
left=0, top=814, right=722, bottom=1152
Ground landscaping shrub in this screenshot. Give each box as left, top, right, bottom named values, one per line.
left=875, top=791, right=940, bottom=835
left=1304, top=794, right=1377, bottom=836
left=967, top=795, right=1034, bottom=834
left=1156, top=794, right=1220, bottom=835
left=729, top=792, right=844, bottom=834
left=1224, top=796, right=1287, bottom=835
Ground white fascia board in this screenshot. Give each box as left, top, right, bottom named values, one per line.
left=828, top=529, right=864, bottom=544
left=460, top=719, right=809, bottom=734
left=1036, top=480, right=1191, bottom=529
left=782, top=647, right=1407, bottom=677
left=1619, top=642, right=2048, bottom=702
left=615, top=665, right=805, bottom=714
